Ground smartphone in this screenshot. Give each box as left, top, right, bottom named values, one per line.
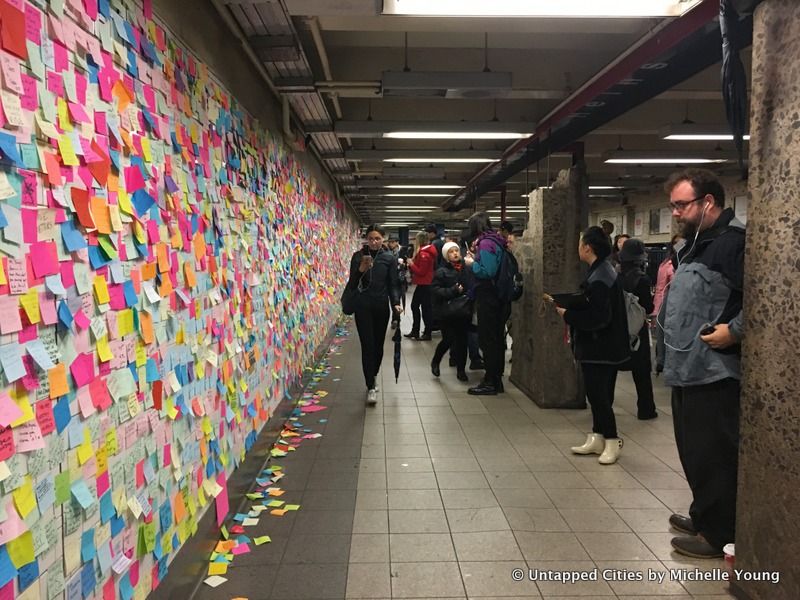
left=700, top=324, right=716, bottom=336
left=361, top=245, right=370, bottom=256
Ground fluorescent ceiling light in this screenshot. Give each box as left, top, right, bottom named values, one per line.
left=605, top=158, right=727, bottom=164
left=660, top=123, right=750, bottom=141
left=384, top=185, right=462, bottom=189
left=384, top=132, right=529, bottom=140
left=384, top=158, right=497, bottom=164
left=382, top=0, right=703, bottom=18
left=383, top=209, right=435, bottom=212
left=589, top=185, right=623, bottom=189
left=381, top=206, right=437, bottom=210
left=384, top=193, right=450, bottom=197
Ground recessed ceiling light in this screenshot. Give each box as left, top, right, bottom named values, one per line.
left=384, top=185, right=462, bottom=189
left=660, top=123, right=750, bottom=141
left=664, top=134, right=751, bottom=141
left=384, top=158, right=498, bottom=164
left=384, top=132, right=529, bottom=140
left=384, top=193, right=451, bottom=197
left=382, top=0, right=703, bottom=17
left=605, top=158, right=728, bottom=164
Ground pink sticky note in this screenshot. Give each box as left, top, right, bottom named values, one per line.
left=0, top=392, right=23, bottom=428
left=0, top=501, right=26, bottom=545
left=39, top=292, right=57, bottom=325
left=29, top=241, right=60, bottom=278
left=215, top=474, right=229, bottom=527
left=125, top=165, right=145, bottom=193
left=20, top=73, right=37, bottom=111
left=53, top=41, right=68, bottom=72
left=15, top=420, right=45, bottom=452
left=24, top=4, right=42, bottom=45
left=68, top=102, right=90, bottom=123
left=70, top=352, right=96, bottom=387
left=0, top=297, right=22, bottom=334
left=231, top=544, right=250, bottom=556
left=97, top=471, right=110, bottom=497
left=46, top=71, right=64, bottom=97
left=74, top=309, right=91, bottom=330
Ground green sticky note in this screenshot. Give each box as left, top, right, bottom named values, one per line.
left=283, top=504, right=300, bottom=511
left=19, top=144, right=40, bottom=170
left=54, top=471, right=71, bottom=506
left=220, top=525, right=229, bottom=540
left=98, top=235, right=119, bottom=259
left=253, top=536, right=271, bottom=546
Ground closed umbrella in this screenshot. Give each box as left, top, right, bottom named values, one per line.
left=392, top=327, right=402, bottom=383
left=720, top=0, right=750, bottom=179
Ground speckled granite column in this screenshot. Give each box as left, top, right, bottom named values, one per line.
left=510, top=166, right=587, bottom=408
left=733, top=2, right=800, bottom=599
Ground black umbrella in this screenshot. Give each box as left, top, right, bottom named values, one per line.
left=720, top=0, right=751, bottom=179
left=392, top=327, right=402, bottom=383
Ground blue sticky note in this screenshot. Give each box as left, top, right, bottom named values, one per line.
left=53, top=395, right=71, bottom=433
left=58, top=300, right=74, bottom=328
left=61, top=220, right=88, bottom=251
left=0, top=131, right=22, bottom=166
left=98, top=0, right=110, bottom=18
left=132, top=189, right=155, bottom=216
left=18, top=559, right=39, bottom=592
left=110, top=515, right=125, bottom=538
left=97, top=540, right=112, bottom=574
left=71, top=480, right=96, bottom=509
left=99, top=491, right=115, bottom=524
left=145, top=359, right=159, bottom=383
left=0, top=546, right=18, bottom=588
left=81, top=561, right=96, bottom=598
left=123, top=280, right=138, bottom=307
left=0, top=205, right=8, bottom=228
left=81, top=529, right=96, bottom=562
left=66, top=570, right=81, bottom=600
left=88, top=245, right=113, bottom=269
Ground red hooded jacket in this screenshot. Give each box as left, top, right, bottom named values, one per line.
left=408, top=244, right=438, bottom=285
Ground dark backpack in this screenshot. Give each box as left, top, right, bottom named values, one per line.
left=493, top=245, right=523, bottom=303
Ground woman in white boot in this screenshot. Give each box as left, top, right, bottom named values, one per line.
left=553, top=226, right=631, bottom=464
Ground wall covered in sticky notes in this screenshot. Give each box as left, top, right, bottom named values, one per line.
left=0, top=0, right=358, bottom=598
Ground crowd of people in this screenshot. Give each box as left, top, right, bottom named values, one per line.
left=344, top=168, right=744, bottom=561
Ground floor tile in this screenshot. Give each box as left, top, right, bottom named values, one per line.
left=388, top=488, right=444, bottom=510
left=346, top=562, right=391, bottom=598
left=270, top=563, right=348, bottom=599
left=558, top=508, right=631, bottom=533
left=452, top=530, right=524, bottom=562
left=391, top=561, right=466, bottom=598
left=458, top=561, right=541, bottom=597
left=446, top=507, right=511, bottom=532
left=352, top=510, right=389, bottom=534
left=349, top=533, right=390, bottom=563
left=389, top=532, right=457, bottom=562
left=576, top=532, right=657, bottom=561
left=440, top=488, right=501, bottom=509
left=389, top=509, right=450, bottom=533
left=515, top=531, right=591, bottom=561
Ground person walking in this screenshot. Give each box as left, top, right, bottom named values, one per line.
left=405, top=231, right=438, bottom=341
left=430, top=242, right=472, bottom=383
left=661, top=169, right=745, bottom=559
left=617, top=238, right=657, bottom=420
left=463, top=212, right=510, bottom=395
left=348, top=225, right=402, bottom=406
left=554, top=226, right=631, bottom=464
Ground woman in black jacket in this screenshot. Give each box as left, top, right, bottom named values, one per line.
left=348, top=225, right=403, bottom=406
left=554, top=226, right=631, bottom=465
left=617, top=239, right=657, bottom=420
left=430, top=242, right=472, bottom=382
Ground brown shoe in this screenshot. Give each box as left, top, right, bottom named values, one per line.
left=670, top=535, right=723, bottom=559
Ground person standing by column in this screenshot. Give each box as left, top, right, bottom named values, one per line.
left=405, top=231, right=438, bottom=341
left=464, top=212, right=509, bottom=395
left=554, top=226, right=630, bottom=464
left=349, top=225, right=403, bottom=406
left=617, top=238, right=657, bottom=420
left=661, top=169, right=744, bottom=559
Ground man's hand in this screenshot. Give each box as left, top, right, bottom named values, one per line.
left=700, top=323, right=737, bottom=349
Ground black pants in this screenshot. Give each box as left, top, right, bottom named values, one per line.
left=581, top=362, right=619, bottom=438
left=672, top=378, right=740, bottom=550
left=476, top=290, right=507, bottom=383
left=354, top=299, right=391, bottom=390
left=631, top=364, right=655, bottom=417
left=410, top=285, right=432, bottom=336
left=467, top=326, right=481, bottom=362
left=432, top=320, right=469, bottom=371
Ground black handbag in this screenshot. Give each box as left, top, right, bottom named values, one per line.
left=341, top=271, right=369, bottom=315
left=440, top=294, right=472, bottom=320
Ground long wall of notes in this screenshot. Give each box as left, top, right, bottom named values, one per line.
left=0, top=0, right=359, bottom=597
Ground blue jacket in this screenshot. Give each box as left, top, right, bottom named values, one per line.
left=471, top=231, right=507, bottom=283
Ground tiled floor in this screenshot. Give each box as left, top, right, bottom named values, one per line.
left=193, top=309, right=736, bottom=600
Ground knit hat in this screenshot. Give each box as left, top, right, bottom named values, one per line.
left=442, top=241, right=460, bottom=258
left=618, top=238, right=647, bottom=263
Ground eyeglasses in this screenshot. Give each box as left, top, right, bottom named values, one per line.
left=669, top=196, right=705, bottom=211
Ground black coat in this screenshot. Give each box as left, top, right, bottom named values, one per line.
left=564, top=258, right=631, bottom=365
left=618, top=265, right=653, bottom=372
left=348, top=248, right=401, bottom=307
left=430, top=261, right=473, bottom=322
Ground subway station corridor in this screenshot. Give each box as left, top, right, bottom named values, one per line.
left=190, top=308, right=735, bottom=600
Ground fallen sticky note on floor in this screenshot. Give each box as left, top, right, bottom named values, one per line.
left=253, top=536, right=271, bottom=545
left=203, top=575, right=227, bottom=587
left=242, top=518, right=259, bottom=526
left=283, top=504, right=300, bottom=511
left=231, top=544, right=250, bottom=555
left=270, top=509, right=287, bottom=516
left=266, top=500, right=284, bottom=508
left=207, top=562, right=228, bottom=576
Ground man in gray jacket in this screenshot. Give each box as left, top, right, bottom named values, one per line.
left=661, top=169, right=745, bottom=559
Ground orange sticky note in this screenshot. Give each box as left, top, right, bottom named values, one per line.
left=158, top=275, right=173, bottom=298
left=47, top=364, right=69, bottom=399
left=140, top=262, right=156, bottom=281
left=156, top=244, right=169, bottom=273
left=139, top=311, right=154, bottom=344
left=112, top=80, right=132, bottom=112
left=43, top=153, right=62, bottom=186
left=90, top=196, right=112, bottom=234
left=183, top=262, right=196, bottom=288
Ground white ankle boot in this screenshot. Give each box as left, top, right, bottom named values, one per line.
left=598, top=438, right=623, bottom=464
left=571, top=433, right=605, bottom=455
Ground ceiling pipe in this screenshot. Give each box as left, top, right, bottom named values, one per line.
left=208, top=0, right=361, bottom=219
left=308, top=17, right=344, bottom=121
left=444, top=0, right=721, bottom=210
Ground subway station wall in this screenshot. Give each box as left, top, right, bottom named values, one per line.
left=0, top=0, right=359, bottom=598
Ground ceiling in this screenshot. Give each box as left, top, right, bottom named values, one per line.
left=219, top=0, right=751, bottom=234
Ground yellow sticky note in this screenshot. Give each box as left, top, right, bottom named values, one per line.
left=57, top=97, right=72, bottom=131
left=141, top=136, right=152, bottom=162
left=19, top=290, right=41, bottom=324
left=97, top=336, right=113, bottom=362
left=10, top=390, right=33, bottom=428
left=77, top=430, right=94, bottom=465
left=0, top=259, right=6, bottom=285
left=58, top=134, right=79, bottom=166
left=93, top=276, right=110, bottom=304
left=207, top=562, right=228, bottom=576
left=105, top=428, right=119, bottom=455
left=12, top=477, right=37, bottom=519
left=6, top=530, right=35, bottom=568
left=118, top=190, right=134, bottom=215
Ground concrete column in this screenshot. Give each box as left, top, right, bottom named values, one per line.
left=733, top=2, right=800, bottom=599
left=510, top=165, right=587, bottom=408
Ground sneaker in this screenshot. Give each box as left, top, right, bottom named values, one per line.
left=670, top=535, right=723, bottom=559
left=366, top=389, right=378, bottom=406
left=669, top=514, right=697, bottom=536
